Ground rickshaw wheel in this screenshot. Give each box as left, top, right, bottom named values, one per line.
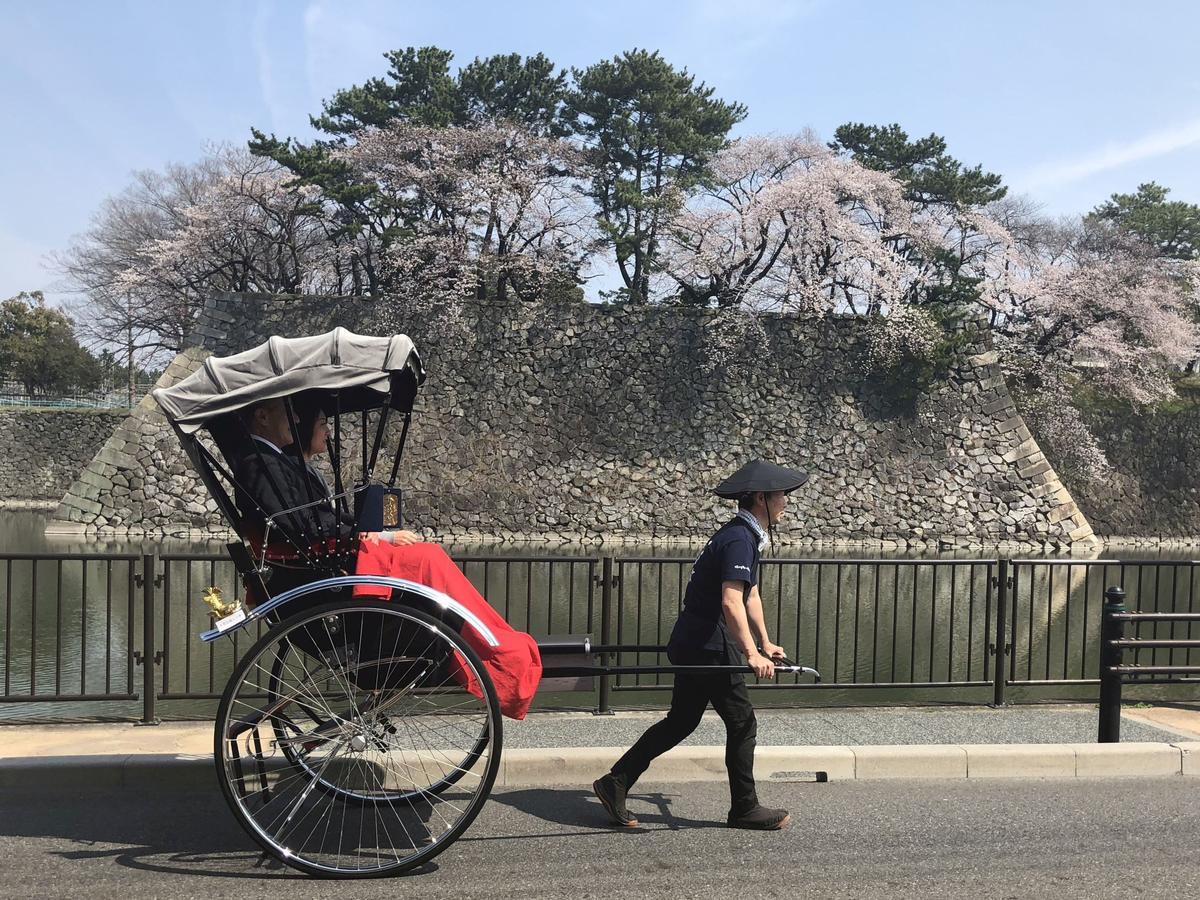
left=215, top=599, right=503, bottom=878
left=266, top=593, right=492, bottom=801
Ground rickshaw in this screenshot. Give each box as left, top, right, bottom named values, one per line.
left=152, top=327, right=819, bottom=879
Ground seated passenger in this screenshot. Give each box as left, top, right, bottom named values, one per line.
left=233, top=397, right=334, bottom=547
left=234, top=397, right=542, bottom=719
left=234, top=397, right=407, bottom=549
left=283, top=398, right=422, bottom=548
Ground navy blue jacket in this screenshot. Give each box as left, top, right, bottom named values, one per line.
left=667, top=516, right=760, bottom=662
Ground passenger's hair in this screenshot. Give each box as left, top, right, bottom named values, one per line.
left=237, top=398, right=287, bottom=435
left=238, top=399, right=272, bottom=428
left=290, top=396, right=326, bottom=456
left=737, top=492, right=758, bottom=510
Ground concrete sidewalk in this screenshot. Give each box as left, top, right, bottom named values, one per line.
left=2, top=704, right=1198, bottom=788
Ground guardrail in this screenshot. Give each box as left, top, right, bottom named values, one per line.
left=2, top=552, right=1199, bottom=722
left=0, top=381, right=156, bottom=409
left=1096, top=584, right=1200, bottom=742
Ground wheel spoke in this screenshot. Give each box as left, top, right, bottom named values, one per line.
left=216, top=600, right=502, bottom=876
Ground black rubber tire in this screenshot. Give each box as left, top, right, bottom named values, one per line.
left=214, top=598, right=503, bottom=878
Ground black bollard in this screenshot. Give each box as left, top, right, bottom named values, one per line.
left=1097, top=586, right=1127, bottom=743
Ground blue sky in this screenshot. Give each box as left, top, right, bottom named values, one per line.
left=3, top=0, right=1199, bottom=301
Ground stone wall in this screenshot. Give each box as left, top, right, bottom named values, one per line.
left=53, top=293, right=1093, bottom=547
left=0, top=409, right=127, bottom=502
left=52, top=351, right=228, bottom=533
left=1046, top=404, right=1200, bottom=540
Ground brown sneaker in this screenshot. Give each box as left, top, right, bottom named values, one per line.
left=593, top=774, right=639, bottom=827
left=727, top=805, right=790, bottom=830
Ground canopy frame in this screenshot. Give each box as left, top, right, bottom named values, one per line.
left=152, top=328, right=426, bottom=581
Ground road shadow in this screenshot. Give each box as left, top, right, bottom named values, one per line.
left=0, top=786, right=438, bottom=881
left=485, top=787, right=725, bottom=834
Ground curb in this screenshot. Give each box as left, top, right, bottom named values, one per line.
left=1, top=742, right=1196, bottom=790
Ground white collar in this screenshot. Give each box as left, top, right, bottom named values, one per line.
left=735, top=509, right=769, bottom=552
left=251, top=435, right=284, bottom=455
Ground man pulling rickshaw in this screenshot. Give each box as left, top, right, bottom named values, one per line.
left=152, top=327, right=818, bottom=878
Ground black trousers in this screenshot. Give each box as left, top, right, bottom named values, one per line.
left=610, top=653, right=758, bottom=813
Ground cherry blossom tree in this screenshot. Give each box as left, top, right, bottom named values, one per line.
left=57, top=157, right=219, bottom=362
left=659, top=135, right=956, bottom=375
left=987, top=224, right=1200, bottom=402
left=660, top=135, right=1200, bottom=454
left=115, top=147, right=347, bottom=300
left=335, top=121, right=596, bottom=323
left=60, top=147, right=352, bottom=367
left=661, top=134, right=924, bottom=314
left=965, top=212, right=1199, bottom=479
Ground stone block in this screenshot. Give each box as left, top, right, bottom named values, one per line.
left=1018, top=459, right=1052, bottom=479
left=1068, top=522, right=1096, bottom=541
left=996, top=415, right=1024, bottom=434
left=1002, top=438, right=1040, bottom=464
left=65, top=496, right=103, bottom=516
left=77, top=468, right=112, bottom=489
left=1028, top=482, right=1058, bottom=499
left=983, top=396, right=1016, bottom=416
left=95, top=447, right=137, bottom=470
left=1047, top=502, right=1080, bottom=525
left=73, top=482, right=102, bottom=501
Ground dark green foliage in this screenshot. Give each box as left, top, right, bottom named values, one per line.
left=831, top=123, right=1006, bottom=210
left=305, top=47, right=571, bottom=136
left=249, top=47, right=575, bottom=295
left=458, top=52, right=571, bottom=135
left=568, top=49, right=746, bottom=303
left=1086, top=182, right=1200, bottom=260
left=0, top=292, right=102, bottom=396
left=311, top=47, right=461, bottom=133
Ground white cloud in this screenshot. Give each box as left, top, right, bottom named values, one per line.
left=1017, top=118, right=1200, bottom=190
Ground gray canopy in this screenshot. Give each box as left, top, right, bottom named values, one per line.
left=152, top=328, right=422, bottom=434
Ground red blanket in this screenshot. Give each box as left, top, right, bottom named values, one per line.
left=352, top=540, right=542, bottom=719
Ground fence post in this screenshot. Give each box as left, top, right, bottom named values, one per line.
left=138, top=553, right=160, bottom=726
left=594, top=556, right=615, bottom=716
left=1097, top=585, right=1127, bottom=743
left=991, top=559, right=1010, bottom=707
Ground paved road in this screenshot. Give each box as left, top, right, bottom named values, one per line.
left=2, top=778, right=1198, bottom=899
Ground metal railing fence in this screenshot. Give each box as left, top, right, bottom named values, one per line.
left=0, top=379, right=156, bottom=410
left=1007, top=559, right=1200, bottom=689
left=610, top=558, right=1000, bottom=696
left=0, top=553, right=140, bottom=705
left=2, top=552, right=1200, bottom=722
